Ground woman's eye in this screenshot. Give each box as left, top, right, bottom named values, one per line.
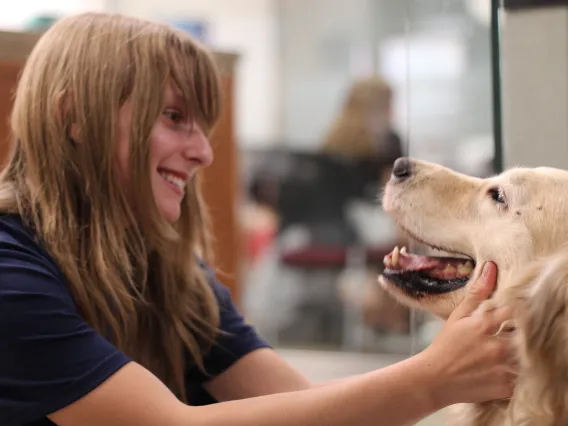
left=487, top=187, right=506, bottom=204
left=164, top=110, right=184, bottom=124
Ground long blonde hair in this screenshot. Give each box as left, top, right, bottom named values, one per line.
left=0, top=12, right=222, bottom=400
left=321, top=76, right=393, bottom=158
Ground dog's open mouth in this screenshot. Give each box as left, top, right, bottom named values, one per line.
left=382, top=246, right=475, bottom=297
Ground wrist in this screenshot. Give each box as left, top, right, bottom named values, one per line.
left=409, top=351, right=453, bottom=412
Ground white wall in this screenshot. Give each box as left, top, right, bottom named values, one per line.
left=0, top=0, right=105, bottom=29
left=0, top=0, right=282, bottom=148
left=111, top=0, right=282, bottom=148
left=501, top=6, right=568, bottom=169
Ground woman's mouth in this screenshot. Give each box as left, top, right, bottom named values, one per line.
left=158, top=168, right=187, bottom=196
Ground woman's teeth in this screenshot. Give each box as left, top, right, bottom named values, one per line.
left=160, top=171, right=187, bottom=191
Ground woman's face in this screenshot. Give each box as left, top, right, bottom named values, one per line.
left=115, top=81, right=214, bottom=223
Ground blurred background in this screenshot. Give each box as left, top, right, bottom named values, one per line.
left=1, top=1, right=566, bottom=424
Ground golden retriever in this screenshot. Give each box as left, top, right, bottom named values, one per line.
left=379, top=157, right=568, bottom=426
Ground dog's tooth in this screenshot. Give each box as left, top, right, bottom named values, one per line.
left=400, top=246, right=407, bottom=255
left=457, top=264, right=468, bottom=276
left=383, top=255, right=391, bottom=267
left=457, top=261, right=474, bottom=277
left=444, top=264, right=457, bottom=275
left=392, top=246, right=400, bottom=266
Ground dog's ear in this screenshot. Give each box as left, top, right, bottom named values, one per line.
left=505, top=252, right=568, bottom=424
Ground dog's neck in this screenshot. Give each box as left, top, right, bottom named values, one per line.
left=452, top=401, right=510, bottom=426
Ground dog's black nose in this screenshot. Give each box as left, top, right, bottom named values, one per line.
left=392, top=157, right=412, bottom=181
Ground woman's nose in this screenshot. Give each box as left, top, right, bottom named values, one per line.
left=184, top=131, right=214, bottom=167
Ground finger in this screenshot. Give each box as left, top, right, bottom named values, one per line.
left=452, top=262, right=498, bottom=319
left=500, top=368, right=517, bottom=399
left=480, top=306, right=515, bottom=336
left=492, top=307, right=515, bottom=329
left=468, top=262, right=498, bottom=299
left=495, top=379, right=516, bottom=401
left=505, top=352, right=520, bottom=375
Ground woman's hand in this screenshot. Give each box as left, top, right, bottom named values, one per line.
left=418, top=262, right=516, bottom=408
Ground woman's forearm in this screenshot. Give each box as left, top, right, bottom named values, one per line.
left=192, top=353, right=445, bottom=426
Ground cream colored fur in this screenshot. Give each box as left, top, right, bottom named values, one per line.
left=379, top=158, right=568, bottom=426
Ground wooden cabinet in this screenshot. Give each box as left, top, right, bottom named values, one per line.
left=0, top=31, right=39, bottom=166
left=0, top=62, right=19, bottom=165
left=0, top=31, right=243, bottom=303
left=203, top=53, right=244, bottom=305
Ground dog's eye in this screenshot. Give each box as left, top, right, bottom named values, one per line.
left=488, top=187, right=506, bottom=204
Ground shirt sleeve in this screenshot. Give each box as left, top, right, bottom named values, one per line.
left=186, top=265, right=272, bottom=383
left=0, top=241, right=131, bottom=425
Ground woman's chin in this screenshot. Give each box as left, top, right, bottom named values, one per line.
left=157, top=201, right=181, bottom=224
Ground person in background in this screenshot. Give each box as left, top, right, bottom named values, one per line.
left=321, top=75, right=404, bottom=185
left=0, top=12, right=514, bottom=426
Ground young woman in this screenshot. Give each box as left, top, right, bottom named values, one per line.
left=0, top=12, right=514, bottom=426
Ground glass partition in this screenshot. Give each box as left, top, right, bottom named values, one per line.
left=240, top=0, right=501, bottom=359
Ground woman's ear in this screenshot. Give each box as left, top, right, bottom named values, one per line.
left=56, top=89, right=81, bottom=144
left=69, top=123, right=80, bottom=143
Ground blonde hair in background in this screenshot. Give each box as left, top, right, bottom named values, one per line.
left=0, top=12, right=222, bottom=401
left=322, top=76, right=393, bottom=158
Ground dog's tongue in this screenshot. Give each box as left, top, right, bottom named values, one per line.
left=384, top=246, right=474, bottom=280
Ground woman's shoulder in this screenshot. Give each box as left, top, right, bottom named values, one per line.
left=0, top=213, right=69, bottom=297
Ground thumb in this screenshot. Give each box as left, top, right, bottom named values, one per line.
left=451, top=261, right=497, bottom=320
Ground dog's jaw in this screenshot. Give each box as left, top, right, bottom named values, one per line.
left=378, top=275, right=461, bottom=319
left=378, top=267, right=487, bottom=319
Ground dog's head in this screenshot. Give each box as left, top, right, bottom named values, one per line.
left=379, top=157, right=568, bottom=319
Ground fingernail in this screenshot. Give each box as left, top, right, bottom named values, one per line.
left=482, top=262, right=492, bottom=278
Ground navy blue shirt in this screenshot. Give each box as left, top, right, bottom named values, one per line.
left=0, top=215, right=270, bottom=425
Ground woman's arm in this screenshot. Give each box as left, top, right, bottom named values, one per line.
left=50, top=352, right=439, bottom=426
left=51, top=262, right=514, bottom=426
